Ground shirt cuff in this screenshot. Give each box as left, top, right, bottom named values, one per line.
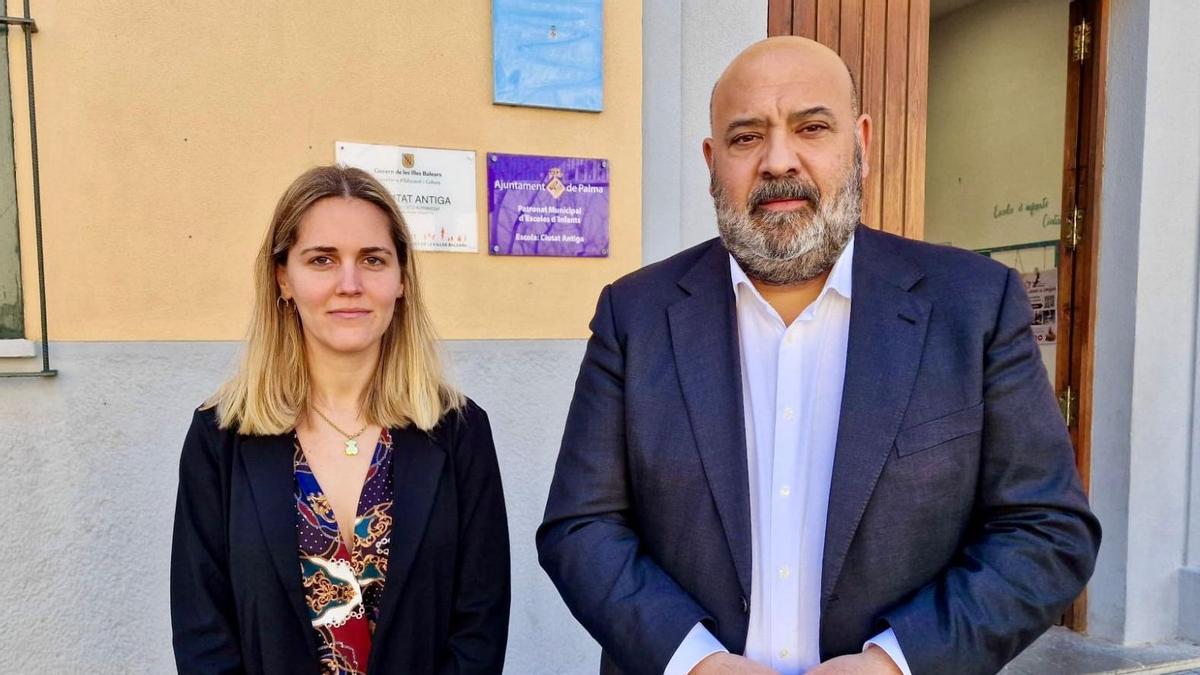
left=664, top=622, right=728, bottom=675
left=865, top=627, right=912, bottom=675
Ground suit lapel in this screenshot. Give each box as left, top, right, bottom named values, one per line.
left=668, top=241, right=753, bottom=597
left=821, top=227, right=931, bottom=607
left=368, top=423, right=446, bottom=654
left=238, top=433, right=319, bottom=657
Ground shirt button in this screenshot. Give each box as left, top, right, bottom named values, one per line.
left=785, top=333, right=795, bottom=344
left=778, top=565, right=790, bottom=579
left=779, top=649, right=790, bottom=658
left=779, top=486, right=791, bottom=497
left=782, top=406, right=795, bottom=420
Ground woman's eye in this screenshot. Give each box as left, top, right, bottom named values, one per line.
left=310, top=256, right=333, bottom=266
left=364, top=256, right=385, bottom=266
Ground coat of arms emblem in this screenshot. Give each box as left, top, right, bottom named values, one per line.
left=545, top=167, right=566, bottom=199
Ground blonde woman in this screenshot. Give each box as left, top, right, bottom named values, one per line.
left=171, top=166, right=510, bottom=674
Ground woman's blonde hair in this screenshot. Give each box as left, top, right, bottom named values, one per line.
left=206, top=165, right=462, bottom=434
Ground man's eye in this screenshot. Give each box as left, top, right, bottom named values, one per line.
left=732, top=134, right=758, bottom=145
left=800, top=124, right=828, bottom=134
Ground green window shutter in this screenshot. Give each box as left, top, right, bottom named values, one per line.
left=0, top=25, right=22, bottom=339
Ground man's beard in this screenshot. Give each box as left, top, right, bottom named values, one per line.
left=713, top=142, right=863, bottom=285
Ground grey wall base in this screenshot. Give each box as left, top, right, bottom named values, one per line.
left=0, top=340, right=597, bottom=674
left=1181, top=567, right=1200, bottom=642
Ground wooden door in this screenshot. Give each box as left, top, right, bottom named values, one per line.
left=768, top=0, right=929, bottom=240
left=1056, top=0, right=1108, bottom=633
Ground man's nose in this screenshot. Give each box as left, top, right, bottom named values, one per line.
left=760, top=130, right=805, bottom=179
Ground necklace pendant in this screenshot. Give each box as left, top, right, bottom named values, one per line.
left=344, top=439, right=359, bottom=456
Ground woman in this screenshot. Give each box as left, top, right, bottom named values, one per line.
left=171, top=165, right=510, bottom=674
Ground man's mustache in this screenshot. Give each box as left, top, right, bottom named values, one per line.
left=748, top=178, right=821, bottom=212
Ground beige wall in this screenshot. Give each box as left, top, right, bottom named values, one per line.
left=10, top=1, right=641, bottom=341
left=925, top=0, right=1068, bottom=253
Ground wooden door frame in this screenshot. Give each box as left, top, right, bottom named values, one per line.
left=1057, top=0, right=1108, bottom=633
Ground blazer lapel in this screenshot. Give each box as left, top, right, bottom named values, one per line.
left=821, top=227, right=931, bottom=607
left=239, top=433, right=319, bottom=657
left=668, top=241, right=753, bottom=597
left=368, top=423, right=446, bottom=653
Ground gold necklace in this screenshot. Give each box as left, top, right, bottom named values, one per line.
left=310, top=405, right=368, bottom=456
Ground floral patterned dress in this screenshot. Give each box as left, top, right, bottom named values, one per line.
left=294, top=429, right=394, bottom=675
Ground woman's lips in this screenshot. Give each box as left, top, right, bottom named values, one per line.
left=328, top=309, right=371, bottom=318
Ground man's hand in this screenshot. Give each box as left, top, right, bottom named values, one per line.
left=807, top=645, right=903, bottom=674
left=690, top=653, right=780, bottom=674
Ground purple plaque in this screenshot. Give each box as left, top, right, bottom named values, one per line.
left=488, top=153, right=609, bottom=257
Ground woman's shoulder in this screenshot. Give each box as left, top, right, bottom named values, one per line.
left=188, top=403, right=230, bottom=437
left=191, top=403, right=219, bottom=427
left=431, top=395, right=485, bottom=434
left=182, top=403, right=243, bottom=456
left=456, top=396, right=488, bottom=424
left=426, top=396, right=492, bottom=452
left=434, top=397, right=502, bottom=489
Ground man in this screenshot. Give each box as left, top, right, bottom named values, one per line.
left=537, top=37, right=1100, bottom=675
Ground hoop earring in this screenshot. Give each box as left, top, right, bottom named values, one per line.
left=277, top=296, right=292, bottom=311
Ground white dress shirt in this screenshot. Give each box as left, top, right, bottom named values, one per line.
left=663, top=239, right=911, bottom=675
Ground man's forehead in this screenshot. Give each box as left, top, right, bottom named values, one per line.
left=710, top=41, right=857, bottom=126
left=712, top=71, right=851, bottom=125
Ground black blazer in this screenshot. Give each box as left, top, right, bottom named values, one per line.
left=538, top=226, right=1100, bottom=675
left=171, top=399, right=510, bottom=675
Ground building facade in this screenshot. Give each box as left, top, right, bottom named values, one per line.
left=1, top=1, right=1198, bottom=671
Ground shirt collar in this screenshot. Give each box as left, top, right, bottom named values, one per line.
left=728, top=236, right=855, bottom=303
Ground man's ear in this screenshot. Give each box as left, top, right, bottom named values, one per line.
left=703, top=138, right=716, bottom=195
left=856, top=113, right=873, bottom=182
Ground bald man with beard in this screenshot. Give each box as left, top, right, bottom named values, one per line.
left=537, top=37, right=1099, bottom=675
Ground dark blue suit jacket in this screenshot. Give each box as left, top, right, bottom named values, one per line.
left=171, top=400, right=510, bottom=674
left=537, top=226, right=1100, bottom=675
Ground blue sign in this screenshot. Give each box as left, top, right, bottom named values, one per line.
left=492, top=0, right=603, bottom=112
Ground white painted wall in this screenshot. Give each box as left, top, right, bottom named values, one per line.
left=1122, top=0, right=1200, bottom=644
left=643, top=0, right=767, bottom=264
left=1085, top=0, right=1145, bottom=641
left=1090, top=0, right=1200, bottom=645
